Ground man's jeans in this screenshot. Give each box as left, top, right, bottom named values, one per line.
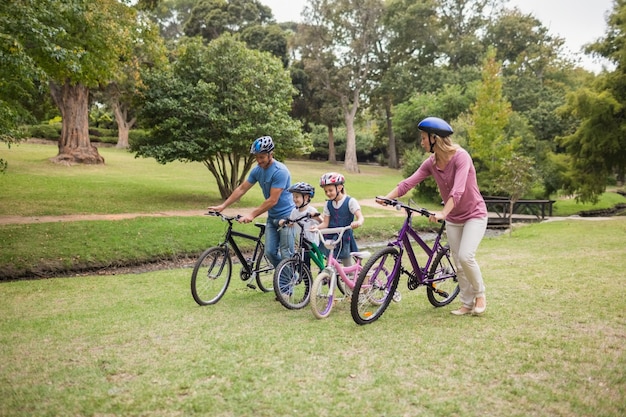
left=264, top=217, right=294, bottom=267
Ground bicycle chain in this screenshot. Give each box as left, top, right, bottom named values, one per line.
left=404, top=267, right=420, bottom=290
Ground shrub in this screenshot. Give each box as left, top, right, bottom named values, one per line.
left=26, top=124, right=61, bottom=140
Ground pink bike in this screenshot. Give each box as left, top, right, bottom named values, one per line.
left=309, top=226, right=373, bottom=319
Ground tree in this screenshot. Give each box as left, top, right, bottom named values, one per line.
left=5, top=0, right=139, bottom=164
left=556, top=0, right=626, bottom=202
left=132, top=35, right=303, bottom=199
left=369, top=0, right=439, bottom=169
left=494, top=154, right=537, bottom=235
left=467, top=47, right=514, bottom=192
left=0, top=1, right=49, bottom=171
left=290, top=61, right=343, bottom=163
left=183, top=0, right=290, bottom=65
left=298, top=0, right=385, bottom=173
left=99, top=14, right=168, bottom=148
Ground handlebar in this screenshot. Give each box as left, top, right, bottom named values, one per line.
left=279, top=211, right=321, bottom=230
left=313, top=225, right=352, bottom=249
left=375, top=197, right=436, bottom=219
left=205, top=210, right=241, bottom=222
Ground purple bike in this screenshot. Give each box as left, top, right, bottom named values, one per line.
left=351, top=197, right=459, bottom=325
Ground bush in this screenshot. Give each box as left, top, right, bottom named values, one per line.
left=26, top=124, right=61, bottom=140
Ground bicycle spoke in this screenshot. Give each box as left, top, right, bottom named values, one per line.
left=191, top=247, right=231, bottom=305
left=351, top=246, right=399, bottom=325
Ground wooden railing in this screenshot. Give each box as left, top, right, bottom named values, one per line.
left=483, top=196, right=555, bottom=226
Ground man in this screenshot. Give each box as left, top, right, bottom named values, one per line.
left=208, top=136, right=295, bottom=267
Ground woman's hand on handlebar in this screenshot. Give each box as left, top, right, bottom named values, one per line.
left=429, top=211, right=445, bottom=223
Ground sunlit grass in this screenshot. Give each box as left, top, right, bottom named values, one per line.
left=1, top=219, right=624, bottom=416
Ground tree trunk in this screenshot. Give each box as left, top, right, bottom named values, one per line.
left=342, top=92, right=360, bottom=173
left=327, top=124, right=336, bottom=163
left=49, top=80, right=104, bottom=165
left=384, top=98, right=398, bottom=169
left=508, top=198, right=515, bottom=236
left=113, top=101, right=135, bottom=149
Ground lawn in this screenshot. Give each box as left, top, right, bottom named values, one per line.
left=1, top=143, right=625, bottom=280
left=0, top=143, right=625, bottom=416
left=0, top=218, right=624, bottom=416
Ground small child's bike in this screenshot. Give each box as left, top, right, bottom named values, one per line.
left=191, top=211, right=274, bottom=306
left=273, top=212, right=326, bottom=310
left=309, top=226, right=372, bottom=319
left=350, top=197, right=459, bottom=325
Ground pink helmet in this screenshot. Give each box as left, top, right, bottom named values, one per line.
left=319, top=172, right=345, bottom=187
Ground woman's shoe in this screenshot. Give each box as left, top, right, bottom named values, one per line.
left=473, top=296, right=486, bottom=315
left=451, top=306, right=473, bottom=316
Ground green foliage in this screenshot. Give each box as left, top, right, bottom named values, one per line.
left=555, top=1, right=626, bottom=203
left=558, top=87, right=625, bottom=203
left=133, top=35, right=303, bottom=198
left=24, top=124, right=61, bottom=140
left=308, top=124, right=378, bottom=162
left=393, top=84, right=475, bottom=144
left=401, top=147, right=440, bottom=203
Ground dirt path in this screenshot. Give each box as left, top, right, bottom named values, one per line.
left=0, top=199, right=403, bottom=225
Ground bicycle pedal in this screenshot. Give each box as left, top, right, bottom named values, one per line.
left=246, top=283, right=257, bottom=290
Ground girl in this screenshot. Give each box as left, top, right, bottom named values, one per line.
left=312, top=172, right=364, bottom=267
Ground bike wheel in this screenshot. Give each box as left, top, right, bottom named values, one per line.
left=273, top=257, right=312, bottom=310
left=351, top=246, right=400, bottom=325
left=191, top=247, right=232, bottom=305
left=426, top=245, right=459, bottom=307
left=310, top=271, right=334, bottom=319
left=254, top=247, right=274, bottom=292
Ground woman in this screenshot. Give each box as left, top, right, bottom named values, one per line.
left=377, top=117, right=488, bottom=315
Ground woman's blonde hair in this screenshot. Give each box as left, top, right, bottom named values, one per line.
left=430, top=134, right=459, bottom=163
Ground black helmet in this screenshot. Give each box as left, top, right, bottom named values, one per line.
left=417, top=117, right=454, bottom=137
left=288, top=182, right=315, bottom=198
left=250, top=136, right=275, bottom=154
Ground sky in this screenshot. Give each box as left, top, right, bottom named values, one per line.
left=259, top=0, right=615, bottom=73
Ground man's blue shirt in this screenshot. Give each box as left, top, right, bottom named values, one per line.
left=247, top=159, right=294, bottom=219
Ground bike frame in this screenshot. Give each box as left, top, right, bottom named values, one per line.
left=284, top=212, right=326, bottom=271
left=390, top=210, right=450, bottom=286
left=317, top=226, right=367, bottom=298
left=213, top=213, right=266, bottom=275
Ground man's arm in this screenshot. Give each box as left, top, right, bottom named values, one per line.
left=239, top=186, right=282, bottom=223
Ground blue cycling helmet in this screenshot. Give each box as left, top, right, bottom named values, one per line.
left=250, top=136, right=275, bottom=154
left=418, top=117, right=453, bottom=153
left=288, top=182, right=315, bottom=198
left=417, top=117, right=453, bottom=137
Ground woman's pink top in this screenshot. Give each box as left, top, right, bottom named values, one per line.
left=396, top=148, right=487, bottom=223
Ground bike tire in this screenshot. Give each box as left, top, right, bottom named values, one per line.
left=273, top=257, right=312, bottom=310
left=310, top=271, right=334, bottom=319
left=351, top=246, right=400, bottom=325
left=254, top=247, right=274, bottom=293
left=191, top=247, right=232, bottom=305
left=426, top=245, right=459, bottom=307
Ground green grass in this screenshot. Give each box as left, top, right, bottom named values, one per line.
left=0, top=143, right=416, bottom=279
left=1, top=218, right=624, bottom=416
left=552, top=189, right=626, bottom=216
left=1, top=143, right=625, bottom=415
left=0, top=143, right=405, bottom=216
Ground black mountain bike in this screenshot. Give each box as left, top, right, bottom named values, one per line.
left=191, top=211, right=274, bottom=306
